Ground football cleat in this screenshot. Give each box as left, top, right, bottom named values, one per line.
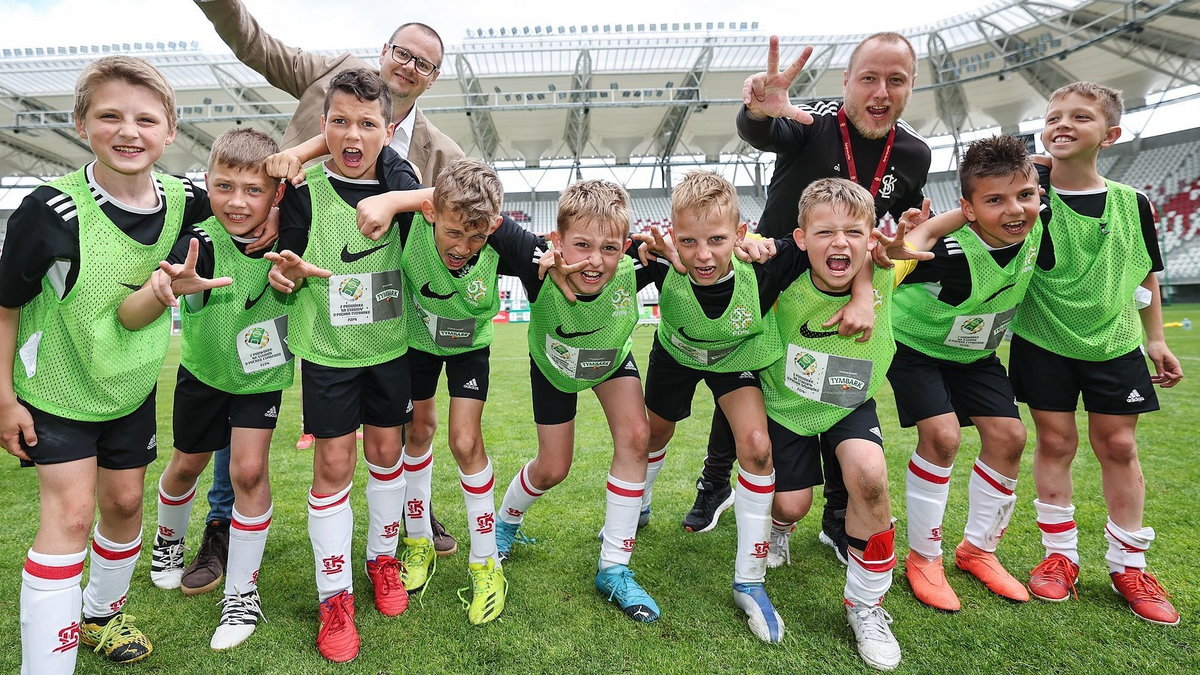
left=366, top=554, right=408, bottom=616
left=150, top=535, right=187, bottom=590
left=595, top=564, right=660, bottom=623
left=210, top=589, right=263, bottom=651
left=398, top=537, right=437, bottom=593
left=495, top=520, right=535, bottom=562
left=459, top=558, right=507, bottom=625
left=1028, top=553, right=1079, bottom=602
left=904, top=552, right=960, bottom=612
left=732, top=582, right=785, bottom=643
left=316, top=591, right=359, bottom=663
left=682, top=479, right=734, bottom=533
left=954, top=540, right=1029, bottom=602
left=81, top=613, right=153, bottom=664
left=845, top=602, right=901, bottom=671
left=1111, top=568, right=1180, bottom=626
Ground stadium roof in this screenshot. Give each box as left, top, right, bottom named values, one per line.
left=0, top=0, right=1197, bottom=182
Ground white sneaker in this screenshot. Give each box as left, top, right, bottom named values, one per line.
left=845, top=602, right=901, bottom=670
left=211, top=589, right=264, bottom=650
left=732, top=583, right=785, bottom=643
left=767, top=527, right=793, bottom=569
left=150, top=535, right=187, bottom=590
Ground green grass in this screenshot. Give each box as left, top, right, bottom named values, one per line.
left=3, top=306, right=1200, bottom=673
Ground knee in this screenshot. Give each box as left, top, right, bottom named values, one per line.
left=615, top=419, right=650, bottom=456
left=409, top=416, right=437, bottom=448
left=103, top=492, right=143, bottom=523
left=1036, top=427, right=1078, bottom=456
left=773, top=490, right=812, bottom=522
left=993, top=423, right=1027, bottom=463
left=846, top=460, right=889, bottom=504
left=922, top=426, right=961, bottom=465
left=231, top=460, right=267, bottom=493
left=537, top=462, right=570, bottom=489
left=448, top=431, right=483, bottom=465
left=737, top=428, right=772, bottom=473
left=1094, top=432, right=1138, bottom=465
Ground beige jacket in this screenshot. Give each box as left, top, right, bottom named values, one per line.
left=195, top=0, right=464, bottom=183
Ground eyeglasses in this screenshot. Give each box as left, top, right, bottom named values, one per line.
left=385, top=44, right=439, bottom=76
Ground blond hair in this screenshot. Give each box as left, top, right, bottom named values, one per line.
left=797, top=178, right=876, bottom=229
left=1048, top=81, right=1124, bottom=127
left=73, top=55, right=176, bottom=128
left=432, top=158, right=504, bottom=230
left=208, top=127, right=279, bottom=174
left=556, top=179, right=630, bottom=238
left=671, top=171, right=739, bottom=225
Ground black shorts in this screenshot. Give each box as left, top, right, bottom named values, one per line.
left=301, top=355, right=413, bottom=438
left=529, top=352, right=640, bottom=426
left=888, top=341, right=1020, bottom=428
left=18, top=389, right=158, bottom=470
left=644, top=337, right=761, bottom=422
left=408, top=346, right=490, bottom=402
left=768, top=399, right=883, bottom=492
left=1009, top=335, right=1159, bottom=415
left=172, top=366, right=283, bottom=454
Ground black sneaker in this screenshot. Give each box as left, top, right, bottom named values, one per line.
left=681, top=479, right=734, bottom=533
left=181, top=520, right=229, bottom=596
left=818, top=507, right=849, bottom=566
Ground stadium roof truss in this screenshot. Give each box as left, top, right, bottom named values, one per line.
left=0, top=0, right=1197, bottom=184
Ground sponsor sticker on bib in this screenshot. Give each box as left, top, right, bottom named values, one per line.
left=943, top=307, right=1015, bottom=351
left=668, top=332, right=735, bottom=366
left=783, top=344, right=872, bottom=409
left=236, top=315, right=292, bottom=374
left=328, top=271, right=403, bottom=326
left=545, top=335, right=618, bottom=381
left=414, top=299, right=477, bottom=348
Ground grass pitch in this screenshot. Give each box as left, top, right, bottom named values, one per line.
left=2, top=306, right=1198, bottom=673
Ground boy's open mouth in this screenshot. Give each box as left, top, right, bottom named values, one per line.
left=342, top=148, right=363, bottom=168
left=445, top=251, right=468, bottom=268
left=692, top=264, right=717, bottom=280
left=1001, top=219, right=1028, bottom=235
left=579, top=270, right=603, bottom=284
left=113, top=145, right=144, bottom=156
left=827, top=254, right=851, bottom=274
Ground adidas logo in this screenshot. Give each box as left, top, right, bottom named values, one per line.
left=624, top=361, right=636, bottom=370
left=264, top=406, right=278, bottom=418
left=869, top=426, right=882, bottom=439
left=463, top=378, right=479, bottom=391
left=406, top=400, right=414, bottom=413
left=1126, top=389, right=1144, bottom=403
left=146, top=434, right=157, bottom=451
left=739, top=371, right=754, bottom=379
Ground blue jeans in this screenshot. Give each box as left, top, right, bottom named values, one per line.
left=205, top=445, right=234, bottom=523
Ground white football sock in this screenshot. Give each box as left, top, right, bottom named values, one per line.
left=226, top=504, right=272, bottom=595
left=459, top=460, right=498, bottom=565
left=964, top=460, right=1017, bottom=552
left=845, top=527, right=896, bottom=607
left=82, top=528, right=141, bottom=620
left=21, top=549, right=85, bottom=675
left=1034, top=499, right=1079, bottom=564
left=365, top=457, right=405, bottom=561
left=155, top=476, right=197, bottom=543
left=599, top=475, right=644, bottom=570
left=642, top=446, right=667, bottom=511
left=498, top=460, right=545, bottom=525
left=733, top=469, right=774, bottom=584
left=905, top=452, right=951, bottom=559
left=1104, top=518, right=1154, bottom=573
left=401, top=449, right=433, bottom=541
left=308, top=484, right=353, bottom=601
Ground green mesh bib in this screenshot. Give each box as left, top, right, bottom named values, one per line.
left=1011, top=181, right=1149, bottom=361
left=893, top=223, right=1041, bottom=363
left=401, top=214, right=500, bottom=355
left=179, top=217, right=294, bottom=394
left=528, top=257, right=638, bottom=393
left=762, top=266, right=896, bottom=436
left=657, top=258, right=780, bottom=372
left=289, top=164, right=407, bottom=368
left=13, top=168, right=181, bottom=421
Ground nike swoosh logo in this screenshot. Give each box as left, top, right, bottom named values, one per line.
left=118, top=282, right=141, bottom=291
left=677, top=326, right=722, bottom=344
left=341, top=241, right=390, bottom=264
left=555, top=324, right=603, bottom=340
left=244, top=284, right=270, bottom=310
left=798, top=321, right=839, bottom=339
left=981, top=282, right=1017, bottom=304
left=420, top=281, right=456, bottom=300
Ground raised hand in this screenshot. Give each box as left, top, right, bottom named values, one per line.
left=265, top=150, right=307, bottom=186
left=537, top=247, right=588, bottom=302
left=265, top=250, right=331, bottom=293
left=357, top=193, right=399, bottom=241
left=633, top=226, right=685, bottom=274
left=742, top=36, right=815, bottom=124
left=244, top=206, right=281, bottom=253
left=734, top=235, right=777, bottom=264
left=872, top=204, right=935, bottom=269
left=152, top=238, right=233, bottom=308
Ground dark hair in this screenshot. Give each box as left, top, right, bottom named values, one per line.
left=390, top=22, right=445, bottom=64
left=958, top=135, right=1035, bottom=199
left=323, top=68, right=393, bottom=122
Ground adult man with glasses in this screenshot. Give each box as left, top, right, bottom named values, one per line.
left=183, top=2, right=463, bottom=595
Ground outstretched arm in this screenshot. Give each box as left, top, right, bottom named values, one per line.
left=742, top=37, right=815, bottom=124
left=119, top=238, right=233, bottom=330
left=265, top=250, right=332, bottom=293
left=193, top=0, right=327, bottom=98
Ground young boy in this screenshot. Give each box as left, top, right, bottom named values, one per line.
left=760, top=178, right=916, bottom=671
left=493, top=180, right=664, bottom=623
left=635, top=171, right=874, bottom=642
left=1009, top=82, right=1183, bottom=624
left=120, top=128, right=292, bottom=650
left=265, top=68, right=424, bottom=663
left=887, top=134, right=1045, bottom=612
left=395, top=157, right=512, bottom=624
left=1, top=56, right=206, bottom=671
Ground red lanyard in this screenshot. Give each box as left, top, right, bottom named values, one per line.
left=838, top=106, right=896, bottom=198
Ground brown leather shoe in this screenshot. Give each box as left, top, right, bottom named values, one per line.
left=430, top=509, right=457, bottom=557
left=181, top=520, right=229, bottom=595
